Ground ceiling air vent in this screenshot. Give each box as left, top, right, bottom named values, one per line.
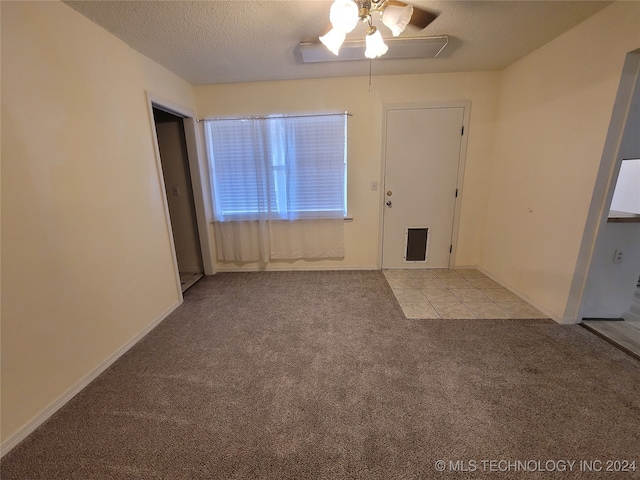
left=297, top=36, right=448, bottom=63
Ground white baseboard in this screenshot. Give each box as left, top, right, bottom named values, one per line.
left=215, top=265, right=379, bottom=272
left=452, top=264, right=480, bottom=270
left=0, top=299, right=183, bottom=458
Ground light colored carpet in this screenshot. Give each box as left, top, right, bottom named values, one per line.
left=2, top=271, right=639, bottom=479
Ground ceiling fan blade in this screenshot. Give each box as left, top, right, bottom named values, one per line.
left=387, top=0, right=438, bottom=30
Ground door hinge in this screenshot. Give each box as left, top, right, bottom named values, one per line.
left=461, top=126, right=464, bottom=135
left=455, top=188, right=458, bottom=198
left=450, top=244, right=453, bottom=253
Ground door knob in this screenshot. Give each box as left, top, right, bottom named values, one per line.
left=386, top=200, right=392, bottom=207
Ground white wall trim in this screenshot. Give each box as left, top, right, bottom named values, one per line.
left=145, top=92, right=216, bottom=278
left=565, top=49, right=640, bottom=321
left=0, top=300, right=183, bottom=458
left=215, top=265, right=379, bottom=272
left=183, top=117, right=216, bottom=276
left=146, top=94, right=186, bottom=299
left=452, top=264, right=481, bottom=270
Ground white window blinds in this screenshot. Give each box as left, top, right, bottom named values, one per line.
left=204, top=113, right=347, bottom=221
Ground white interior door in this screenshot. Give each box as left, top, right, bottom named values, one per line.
left=382, top=106, right=465, bottom=269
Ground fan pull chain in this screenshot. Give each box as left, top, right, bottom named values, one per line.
left=368, top=59, right=372, bottom=93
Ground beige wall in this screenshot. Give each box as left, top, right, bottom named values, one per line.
left=480, top=2, right=640, bottom=321
left=195, top=71, right=501, bottom=271
left=1, top=1, right=196, bottom=445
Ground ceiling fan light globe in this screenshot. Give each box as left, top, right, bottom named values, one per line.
left=329, top=0, right=359, bottom=33
left=320, top=28, right=347, bottom=55
left=381, top=4, right=413, bottom=36
left=364, top=29, right=388, bottom=58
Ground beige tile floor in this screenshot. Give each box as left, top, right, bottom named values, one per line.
left=384, top=268, right=548, bottom=320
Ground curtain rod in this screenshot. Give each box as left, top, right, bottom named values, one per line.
left=198, top=111, right=352, bottom=122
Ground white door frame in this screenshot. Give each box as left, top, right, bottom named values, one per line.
left=378, top=101, right=471, bottom=269
left=565, top=49, right=640, bottom=321
left=146, top=92, right=216, bottom=298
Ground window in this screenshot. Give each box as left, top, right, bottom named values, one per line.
left=204, top=113, right=347, bottom=221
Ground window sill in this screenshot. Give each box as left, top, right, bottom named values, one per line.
left=212, top=217, right=354, bottom=223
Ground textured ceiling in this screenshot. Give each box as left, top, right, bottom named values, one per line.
left=63, top=0, right=612, bottom=85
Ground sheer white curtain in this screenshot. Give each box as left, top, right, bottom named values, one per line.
left=205, top=113, right=347, bottom=263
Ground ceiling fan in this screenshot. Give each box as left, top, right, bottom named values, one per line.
left=319, top=0, right=439, bottom=59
